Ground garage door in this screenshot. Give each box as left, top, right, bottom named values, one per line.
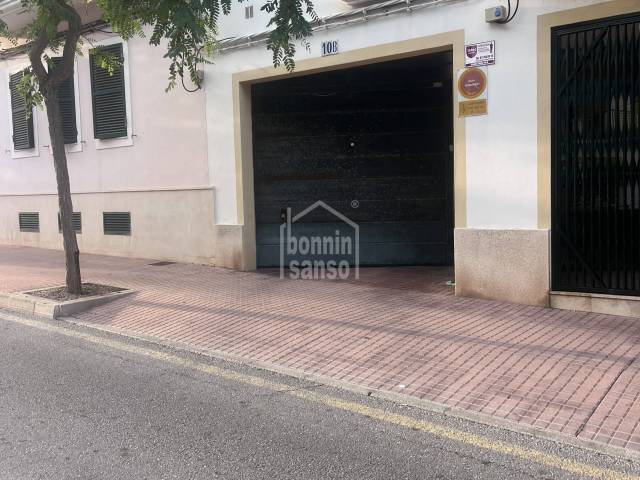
left=252, top=52, right=454, bottom=267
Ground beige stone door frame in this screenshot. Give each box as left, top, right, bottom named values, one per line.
left=232, top=30, right=466, bottom=270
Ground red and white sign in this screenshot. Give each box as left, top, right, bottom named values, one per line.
left=464, top=41, right=495, bottom=67
left=458, top=67, right=487, bottom=99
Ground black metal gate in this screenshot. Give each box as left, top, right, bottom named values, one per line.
left=552, top=13, right=640, bottom=296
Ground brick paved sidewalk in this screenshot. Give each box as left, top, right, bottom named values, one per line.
left=2, top=245, right=640, bottom=453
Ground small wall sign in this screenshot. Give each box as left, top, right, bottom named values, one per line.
left=457, top=67, right=488, bottom=117
left=464, top=41, right=495, bottom=67
left=321, top=40, right=339, bottom=57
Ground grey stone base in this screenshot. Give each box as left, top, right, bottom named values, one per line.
left=454, top=228, right=550, bottom=307
left=551, top=291, right=640, bottom=318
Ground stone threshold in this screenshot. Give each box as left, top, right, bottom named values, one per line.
left=550, top=290, right=640, bottom=318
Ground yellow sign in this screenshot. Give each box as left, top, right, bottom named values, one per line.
left=459, top=99, right=488, bottom=116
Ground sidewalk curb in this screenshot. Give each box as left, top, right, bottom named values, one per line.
left=0, top=289, right=134, bottom=319
left=62, top=315, right=640, bottom=463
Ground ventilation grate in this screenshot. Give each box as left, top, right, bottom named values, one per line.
left=19, top=212, right=39, bottom=232
left=103, top=212, right=131, bottom=235
left=58, top=212, right=82, bottom=233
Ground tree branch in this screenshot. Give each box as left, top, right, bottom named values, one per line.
left=28, top=27, right=49, bottom=88
left=48, top=1, right=82, bottom=88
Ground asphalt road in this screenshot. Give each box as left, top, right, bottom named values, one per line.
left=1, top=310, right=639, bottom=480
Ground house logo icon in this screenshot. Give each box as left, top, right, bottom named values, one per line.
left=279, top=200, right=360, bottom=280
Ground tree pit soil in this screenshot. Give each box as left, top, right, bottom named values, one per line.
left=25, top=283, right=126, bottom=302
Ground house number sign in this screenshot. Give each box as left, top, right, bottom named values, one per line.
left=321, top=40, right=339, bottom=56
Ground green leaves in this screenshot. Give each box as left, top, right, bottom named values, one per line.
left=262, top=0, right=317, bottom=72
left=94, top=0, right=316, bottom=87
left=1, top=0, right=317, bottom=93
left=15, top=70, right=43, bottom=115
left=89, top=47, right=122, bottom=76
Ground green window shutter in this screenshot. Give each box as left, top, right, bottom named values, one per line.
left=9, top=71, right=35, bottom=150
left=51, top=58, right=78, bottom=144
left=90, top=43, right=127, bottom=140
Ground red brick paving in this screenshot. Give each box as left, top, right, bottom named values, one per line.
left=2, top=245, right=640, bottom=452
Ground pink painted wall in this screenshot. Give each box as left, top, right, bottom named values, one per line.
left=0, top=33, right=210, bottom=195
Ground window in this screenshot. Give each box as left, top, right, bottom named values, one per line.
left=245, top=5, right=254, bottom=18
left=19, top=212, right=39, bottom=232
left=90, top=43, right=128, bottom=140
left=9, top=70, right=35, bottom=150
left=103, top=212, right=131, bottom=235
left=58, top=212, right=82, bottom=233
left=50, top=58, right=78, bottom=145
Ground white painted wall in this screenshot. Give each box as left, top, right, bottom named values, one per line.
left=0, top=31, right=210, bottom=196
left=205, top=0, right=613, bottom=229
left=0, top=0, right=620, bottom=231
left=0, top=1, right=349, bottom=200
left=217, top=1, right=352, bottom=39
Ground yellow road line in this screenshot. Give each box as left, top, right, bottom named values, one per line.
left=2, top=313, right=637, bottom=480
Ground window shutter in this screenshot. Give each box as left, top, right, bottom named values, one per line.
left=9, top=71, right=35, bottom=150
left=90, top=44, right=127, bottom=140
left=51, top=58, right=78, bottom=144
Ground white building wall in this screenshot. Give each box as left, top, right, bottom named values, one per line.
left=0, top=30, right=214, bottom=265
left=205, top=0, right=612, bottom=229
left=0, top=0, right=613, bottom=229
left=0, top=32, right=210, bottom=196
left=0, top=0, right=634, bottom=308
left=217, top=0, right=352, bottom=38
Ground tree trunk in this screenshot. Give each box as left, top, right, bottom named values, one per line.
left=44, top=91, right=82, bottom=295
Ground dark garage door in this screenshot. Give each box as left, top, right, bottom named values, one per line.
left=252, top=52, right=454, bottom=267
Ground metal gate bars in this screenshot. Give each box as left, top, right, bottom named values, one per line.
left=552, top=13, right=640, bottom=296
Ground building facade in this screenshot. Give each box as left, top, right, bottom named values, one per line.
left=1, top=0, right=639, bottom=316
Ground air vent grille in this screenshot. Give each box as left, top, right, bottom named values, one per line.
left=103, top=212, right=131, bottom=235
left=19, top=212, right=39, bottom=232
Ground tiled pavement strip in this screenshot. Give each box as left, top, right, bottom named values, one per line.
left=2, top=245, right=640, bottom=453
